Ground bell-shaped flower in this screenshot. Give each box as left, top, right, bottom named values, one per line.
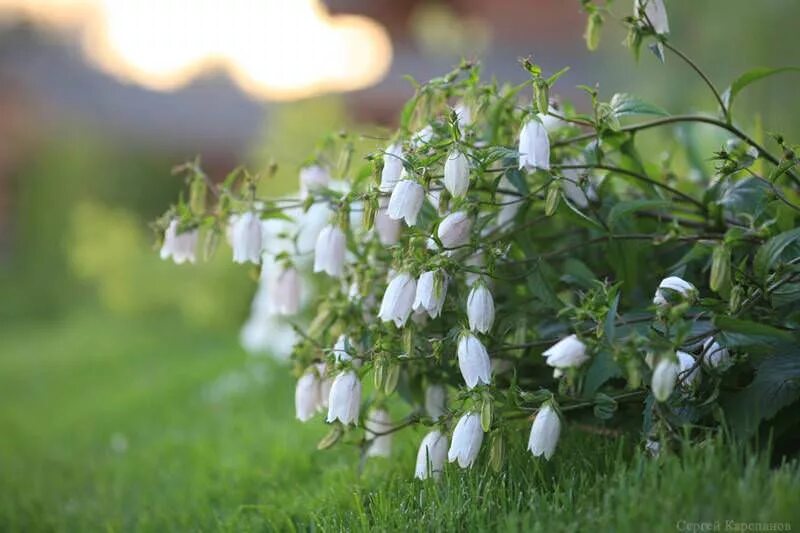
left=388, top=179, right=425, bottom=226
left=231, top=211, right=263, bottom=264
left=653, top=276, right=696, bottom=307
left=412, top=125, right=434, bottom=148
left=160, top=219, right=198, bottom=264
left=448, top=412, right=484, bottom=468
left=635, top=0, right=669, bottom=35
left=380, top=143, right=405, bottom=192
left=378, top=271, right=417, bottom=327
left=443, top=149, right=470, bottom=198
left=326, top=370, right=361, bottom=425
left=454, top=102, right=472, bottom=129
left=437, top=211, right=472, bottom=249
left=467, top=283, right=495, bottom=334
left=295, top=370, right=320, bottom=422
left=374, top=197, right=401, bottom=245
left=518, top=118, right=550, bottom=171
left=457, top=332, right=492, bottom=389
left=268, top=266, right=301, bottom=315
left=313, top=224, right=346, bottom=277
left=413, top=270, right=447, bottom=319
left=365, top=409, right=393, bottom=458
left=332, top=334, right=354, bottom=364
left=316, top=363, right=332, bottom=412
left=299, top=164, right=330, bottom=199
left=677, top=350, right=701, bottom=388
left=701, top=337, right=731, bottom=369
left=415, top=430, right=449, bottom=480
left=527, top=404, right=561, bottom=460
left=652, top=357, right=678, bottom=402
left=424, top=384, right=447, bottom=420
left=542, top=334, right=589, bottom=369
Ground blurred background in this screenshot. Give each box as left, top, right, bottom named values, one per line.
left=0, top=0, right=798, bottom=528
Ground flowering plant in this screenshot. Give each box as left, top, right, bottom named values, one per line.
left=157, top=0, right=800, bottom=477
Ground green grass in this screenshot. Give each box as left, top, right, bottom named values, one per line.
left=2, top=310, right=799, bottom=532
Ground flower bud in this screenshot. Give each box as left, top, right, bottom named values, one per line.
left=542, top=334, right=589, bottom=369
left=652, top=276, right=696, bottom=307
left=413, top=270, right=447, bottom=319
left=443, top=149, right=470, bottom=198
left=710, top=245, right=731, bottom=293
left=378, top=272, right=417, bottom=327
left=388, top=179, right=425, bottom=226
left=518, top=119, right=550, bottom=171
left=437, top=211, right=473, bottom=249
left=415, top=430, right=449, bottom=480
left=467, top=283, right=495, bottom=334
left=677, top=350, right=701, bottom=388
left=313, top=224, right=346, bottom=277
left=326, top=370, right=361, bottom=425
left=365, top=409, right=392, bottom=458
left=230, top=211, right=263, bottom=264
left=533, top=78, right=549, bottom=115
left=380, top=143, right=404, bottom=192
left=652, top=357, right=678, bottom=402
left=545, top=181, right=561, bottom=216
left=635, top=0, right=669, bottom=35
left=457, top=332, right=492, bottom=389
left=160, top=219, right=198, bottom=264
left=448, top=412, right=484, bottom=468
left=527, top=403, right=561, bottom=460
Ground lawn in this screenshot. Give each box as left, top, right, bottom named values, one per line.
left=2, top=310, right=798, bottom=531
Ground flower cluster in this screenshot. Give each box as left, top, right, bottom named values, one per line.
left=157, top=0, right=800, bottom=477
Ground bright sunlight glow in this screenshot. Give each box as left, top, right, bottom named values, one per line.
left=0, top=0, right=393, bottom=100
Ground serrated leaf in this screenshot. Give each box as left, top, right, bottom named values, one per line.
left=753, top=227, right=800, bottom=283
left=713, top=315, right=794, bottom=347
left=722, top=67, right=800, bottom=116
left=583, top=349, right=622, bottom=397
left=722, top=352, right=800, bottom=438
left=610, top=93, right=669, bottom=118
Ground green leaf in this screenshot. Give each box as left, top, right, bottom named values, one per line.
left=607, top=199, right=672, bottom=229
left=609, top=93, right=669, bottom=118
left=713, top=315, right=794, bottom=347
left=527, top=260, right=561, bottom=310
left=722, top=67, right=800, bottom=116
left=546, top=66, right=570, bottom=87
left=584, top=349, right=622, bottom=397
left=753, top=227, right=800, bottom=283
left=723, top=352, right=800, bottom=438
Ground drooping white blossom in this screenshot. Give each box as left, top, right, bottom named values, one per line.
left=677, top=350, right=701, bottom=388
left=299, top=164, right=330, bottom=199
left=652, top=357, right=678, bottom=402
left=160, top=219, right=198, bottom=264
left=443, top=149, right=470, bottom=198
left=326, top=370, right=361, bottom=425
left=527, top=404, right=561, bottom=460
left=412, top=125, right=434, bottom=148
left=518, top=118, right=550, bottom=171
left=374, top=197, right=401, bottom=245
left=424, top=384, right=447, bottom=420
left=388, top=179, right=425, bottom=226
left=701, top=337, right=731, bottom=369
left=448, top=412, right=484, bottom=468
left=295, top=371, right=320, bottom=422
left=230, top=211, right=263, bottom=264
left=317, top=363, right=332, bottom=412
left=415, top=430, right=449, bottom=480
left=332, top=334, right=353, bottom=364
left=542, top=334, right=589, bottom=369
left=268, top=265, right=301, bottom=315
left=457, top=333, right=492, bottom=389
left=365, top=409, right=393, bottom=458
left=635, top=0, right=669, bottom=35
left=380, top=143, right=405, bottom=192
left=437, top=211, right=472, bottom=249
left=454, top=102, right=472, bottom=129
left=467, top=283, right=495, bottom=334
left=653, top=276, right=697, bottom=307
left=413, top=270, right=447, bottom=319
left=313, top=224, right=346, bottom=277
left=378, top=271, right=417, bottom=327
